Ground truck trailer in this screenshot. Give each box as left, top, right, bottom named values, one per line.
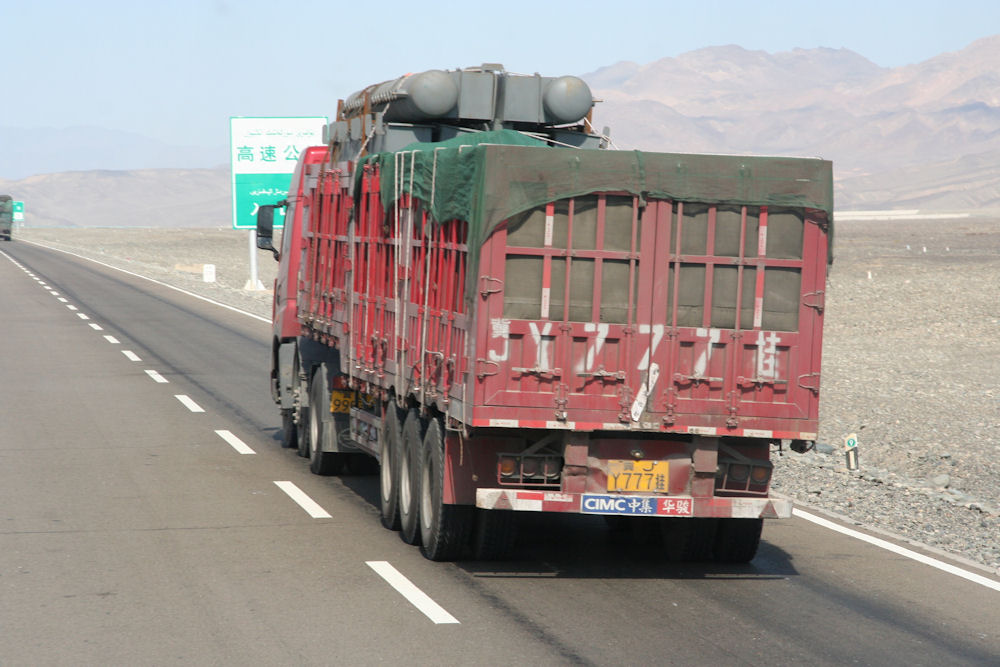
left=0, top=196, right=13, bottom=241
left=257, top=65, right=833, bottom=562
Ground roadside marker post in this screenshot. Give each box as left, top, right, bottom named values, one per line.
left=845, top=433, right=859, bottom=470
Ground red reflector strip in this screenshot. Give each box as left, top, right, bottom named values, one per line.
left=476, top=490, right=792, bottom=518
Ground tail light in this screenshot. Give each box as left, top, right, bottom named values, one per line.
left=496, top=453, right=563, bottom=487
left=715, top=459, right=772, bottom=495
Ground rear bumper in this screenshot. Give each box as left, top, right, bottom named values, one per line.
left=476, top=489, right=792, bottom=519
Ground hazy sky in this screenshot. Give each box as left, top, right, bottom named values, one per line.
left=4, top=0, right=999, bottom=149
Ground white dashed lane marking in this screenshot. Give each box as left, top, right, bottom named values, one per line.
left=366, top=561, right=460, bottom=625
left=215, top=430, right=255, bottom=455
left=89, top=323, right=103, bottom=330
left=174, top=395, right=204, bottom=413
left=122, top=350, right=141, bottom=361
left=145, top=370, right=169, bottom=384
left=274, top=481, right=331, bottom=518
left=103, top=335, right=120, bottom=344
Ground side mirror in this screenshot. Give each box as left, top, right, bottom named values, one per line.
left=256, top=204, right=281, bottom=261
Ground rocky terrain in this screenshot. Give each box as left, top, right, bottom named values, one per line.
left=12, top=219, right=1000, bottom=572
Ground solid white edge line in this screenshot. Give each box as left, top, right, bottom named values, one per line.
left=174, top=394, right=205, bottom=413
left=122, top=350, right=141, bottom=361
left=21, top=239, right=270, bottom=323
left=793, top=508, right=1000, bottom=592
left=274, top=481, right=331, bottom=518
left=145, top=369, right=169, bottom=383
left=366, top=561, right=460, bottom=625
left=215, top=429, right=255, bottom=455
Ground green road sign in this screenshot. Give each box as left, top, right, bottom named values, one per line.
left=230, top=117, right=326, bottom=230
left=12, top=201, right=24, bottom=222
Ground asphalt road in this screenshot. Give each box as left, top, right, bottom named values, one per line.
left=2, top=241, right=998, bottom=666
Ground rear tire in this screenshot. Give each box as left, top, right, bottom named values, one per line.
left=379, top=403, right=402, bottom=531
left=472, top=510, right=518, bottom=560
left=418, top=417, right=473, bottom=561
left=307, top=365, right=345, bottom=476
left=297, top=371, right=310, bottom=459
left=398, top=409, right=423, bottom=545
left=713, top=518, right=763, bottom=563
left=662, top=518, right=718, bottom=562
left=280, top=409, right=298, bottom=449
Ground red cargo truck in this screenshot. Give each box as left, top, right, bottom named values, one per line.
left=257, top=66, right=833, bottom=562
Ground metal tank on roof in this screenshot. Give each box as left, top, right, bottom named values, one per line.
left=340, top=64, right=595, bottom=127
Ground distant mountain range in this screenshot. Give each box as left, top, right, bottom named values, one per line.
left=584, top=35, right=1000, bottom=211
left=0, top=126, right=227, bottom=181
left=0, top=168, right=231, bottom=228
left=2, top=37, right=998, bottom=226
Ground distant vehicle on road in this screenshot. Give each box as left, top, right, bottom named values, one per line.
left=0, top=195, right=13, bottom=241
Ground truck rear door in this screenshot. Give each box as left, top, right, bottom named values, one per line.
left=476, top=195, right=827, bottom=433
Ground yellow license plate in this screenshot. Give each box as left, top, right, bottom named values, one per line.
left=607, top=460, right=670, bottom=492
left=330, top=390, right=355, bottom=414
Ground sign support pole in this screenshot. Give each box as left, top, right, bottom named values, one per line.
left=245, top=229, right=265, bottom=291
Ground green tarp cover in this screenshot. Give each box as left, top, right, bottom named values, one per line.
left=357, top=130, right=834, bottom=305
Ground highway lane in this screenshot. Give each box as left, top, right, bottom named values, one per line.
left=2, top=241, right=998, bottom=666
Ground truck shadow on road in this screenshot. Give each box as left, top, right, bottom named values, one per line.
left=290, top=448, right=799, bottom=581
left=456, top=513, right=798, bottom=580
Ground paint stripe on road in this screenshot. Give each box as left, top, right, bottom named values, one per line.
left=274, top=481, right=331, bottom=518
left=89, top=323, right=103, bottom=330
left=58, top=297, right=68, bottom=303
left=145, top=370, right=169, bottom=384
left=366, top=561, right=460, bottom=624
left=215, top=429, right=255, bottom=455
left=103, top=335, right=120, bottom=344
left=77, top=312, right=90, bottom=320
left=122, top=350, right=141, bottom=361
left=793, top=509, right=1000, bottom=592
left=174, top=395, right=205, bottom=413
left=21, top=240, right=271, bottom=323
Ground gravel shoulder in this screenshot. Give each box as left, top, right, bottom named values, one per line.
left=14, top=220, right=1000, bottom=572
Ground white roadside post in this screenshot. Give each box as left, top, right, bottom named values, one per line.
left=246, top=229, right=265, bottom=290
left=229, top=116, right=326, bottom=291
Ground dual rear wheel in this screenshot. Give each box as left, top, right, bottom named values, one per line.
left=382, top=407, right=515, bottom=561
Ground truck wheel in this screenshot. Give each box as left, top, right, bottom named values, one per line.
left=307, top=365, right=345, bottom=476
left=379, top=403, right=402, bottom=530
left=472, top=510, right=517, bottom=560
left=297, top=370, right=310, bottom=458
left=662, top=518, right=718, bottom=562
left=713, top=518, right=763, bottom=563
left=398, top=409, right=423, bottom=545
left=418, top=417, right=473, bottom=561
left=280, top=409, right=298, bottom=449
